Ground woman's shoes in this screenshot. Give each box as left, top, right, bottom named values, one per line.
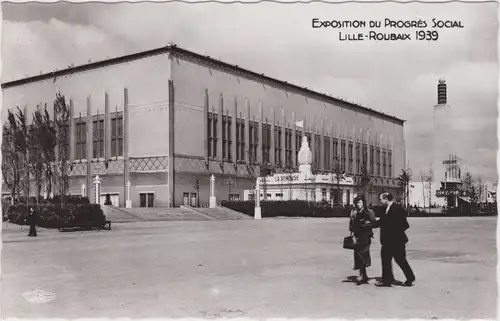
left=356, top=277, right=369, bottom=285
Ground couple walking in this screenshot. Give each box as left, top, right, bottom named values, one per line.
left=349, top=192, right=415, bottom=287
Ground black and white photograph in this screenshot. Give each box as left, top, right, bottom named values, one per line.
left=1, top=0, right=497, bottom=319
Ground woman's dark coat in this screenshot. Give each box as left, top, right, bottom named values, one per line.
left=349, top=208, right=376, bottom=270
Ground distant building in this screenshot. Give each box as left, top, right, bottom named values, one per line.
left=2, top=45, right=405, bottom=208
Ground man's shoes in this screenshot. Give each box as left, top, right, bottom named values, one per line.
left=402, top=278, right=415, bottom=287
left=375, top=281, right=392, bottom=287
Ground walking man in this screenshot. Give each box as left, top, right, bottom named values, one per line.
left=27, top=207, right=38, bottom=237
left=372, top=192, right=415, bottom=287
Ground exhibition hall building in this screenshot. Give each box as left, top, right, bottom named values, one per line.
left=2, top=45, right=405, bottom=207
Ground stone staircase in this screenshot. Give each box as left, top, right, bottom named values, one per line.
left=101, top=206, right=143, bottom=223
left=102, top=206, right=211, bottom=222
left=184, top=206, right=252, bottom=220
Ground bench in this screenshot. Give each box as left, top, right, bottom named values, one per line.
left=58, top=220, right=111, bottom=232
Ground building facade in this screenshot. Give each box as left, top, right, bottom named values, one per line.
left=2, top=45, right=405, bottom=207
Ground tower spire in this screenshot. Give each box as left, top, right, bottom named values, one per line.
left=437, top=78, right=447, bottom=105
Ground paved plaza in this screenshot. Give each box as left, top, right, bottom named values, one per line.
left=1, top=217, right=497, bottom=319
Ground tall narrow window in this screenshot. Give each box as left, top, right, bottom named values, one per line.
left=362, top=143, right=368, bottom=169
left=333, top=138, right=338, bottom=165
left=274, top=125, right=282, bottom=166
left=111, top=113, right=123, bottom=157
left=285, top=128, right=292, bottom=167
left=295, top=130, right=302, bottom=166
left=376, top=147, right=381, bottom=176
left=227, top=116, right=232, bottom=162
left=314, top=134, right=321, bottom=169
left=93, top=118, right=104, bottom=159
left=249, top=121, right=258, bottom=162
left=212, top=113, right=218, bottom=158
left=236, top=118, right=245, bottom=161
left=324, top=136, right=331, bottom=170
left=222, top=115, right=227, bottom=160
left=370, top=145, right=375, bottom=174
left=348, top=141, right=353, bottom=174
left=340, top=139, right=346, bottom=172
left=262, top=123, right=271, bottom=164
left=208, top=112, right=213, bottom=158
left=382, top=149, right=387, bottom=177
left=388, top=149, right=392, bottom=178
left=75, top=119, right=87, bottom=160
left=355, top=142, right=361, bottom=174
left=253, top=123, right=259, bottom=162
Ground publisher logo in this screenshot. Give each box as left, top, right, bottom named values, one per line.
left=22, top=289, right=56, bottom=303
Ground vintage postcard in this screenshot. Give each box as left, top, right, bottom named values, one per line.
left=1, top=0, right=497, bottom=319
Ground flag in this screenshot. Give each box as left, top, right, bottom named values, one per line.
left=295, top=120, right=304, bottom=128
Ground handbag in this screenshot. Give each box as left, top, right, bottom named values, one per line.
left=343, top=232, right=357, bottom=250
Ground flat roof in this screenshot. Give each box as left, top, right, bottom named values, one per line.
left=1, top=44, right=405, bottom=124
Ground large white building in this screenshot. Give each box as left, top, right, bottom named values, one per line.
left=2, top=45, right=406, bottom=207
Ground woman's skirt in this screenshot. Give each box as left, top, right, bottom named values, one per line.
left=353, top=239, right=371, bottom=270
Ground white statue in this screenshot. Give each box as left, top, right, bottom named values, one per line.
left=298, top=136, right=313, bottom=179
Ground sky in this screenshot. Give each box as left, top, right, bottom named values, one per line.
left=1, top=1, right=498, bottom=182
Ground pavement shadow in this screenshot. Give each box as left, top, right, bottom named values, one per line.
left=342, top=275, right=377, bottom=285
left=342, top=276, right=406, bottom=286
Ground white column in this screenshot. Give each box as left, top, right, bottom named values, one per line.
left=93, top=175, right=101, bottom=205
left=126, top=181, right=132, bottom=208
left=209, top=175, right=217, bottom=208
left=81, top=184, right=86, bottom=197
left=254, top=178, right=262, bottom=219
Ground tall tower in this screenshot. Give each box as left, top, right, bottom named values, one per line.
left=432, top=78, right=461, bottom=207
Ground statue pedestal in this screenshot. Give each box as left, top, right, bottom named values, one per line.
left=209, top=197, right=217, bottom=208
left=126, top=200, right=132, bottom=208
left=254, top=206, right=262, bottom=220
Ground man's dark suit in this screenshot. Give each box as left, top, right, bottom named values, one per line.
left=372, top=202, right=415, bottom=285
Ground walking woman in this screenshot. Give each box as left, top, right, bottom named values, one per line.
left=349, top=196, right=376, bottom=285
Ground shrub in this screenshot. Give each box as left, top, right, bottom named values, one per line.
left=220, top=200, right=349, bottom=218
left=4, top=202, right=106, bottom=229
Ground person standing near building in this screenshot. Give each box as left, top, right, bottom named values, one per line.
left=371, top=192, right=415, bottom=287
left=349, top=196, right=377, bottom=285
left=27, top=207, right=38, bottom=237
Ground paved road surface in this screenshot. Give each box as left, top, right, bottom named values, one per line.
left=1, top=217, right=496, bottom=319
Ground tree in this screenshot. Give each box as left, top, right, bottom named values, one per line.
left=397, top=169, right=412, bottom=209
left=419, top=170, right=426, bottom=209
left=2, top=108, right=31, bottom=204
left=460, top=171, right=479, bottom=205
left=260, top=149, right=273, bottom=201
left=2, top=110, right=22, bottom=204
left=476, top=176, right=485, bottom=205
left=53, top=93, right=71, bottom=206
left=246, top=149, right=273, bottom=201
left=330, top=156, right=345, bottom=206
left=28, top=108, right=45, bottom=203
left=355, top=163, right=372, bottom=201
left=15, top=108, right=30, bottom=200
left=425, top=165, right=434, bottom=211
left=38, top=106, right=57, bottom=199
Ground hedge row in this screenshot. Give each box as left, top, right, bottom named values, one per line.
left=221, top=200, right=350, bottom=218
left=13, top=195, right=90, bottom=205
left=5, top=203, right=106, bottom=229
left=221, top=201, right=497, bottom=218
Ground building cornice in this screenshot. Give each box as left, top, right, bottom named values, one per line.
left=2, top=44, right=405, bottom=124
